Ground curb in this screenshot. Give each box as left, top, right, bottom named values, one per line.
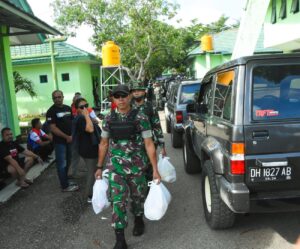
left=0, top=153, right=55, bottom=203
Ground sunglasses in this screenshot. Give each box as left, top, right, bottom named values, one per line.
left=79, top=103, right=89, bottom=109
left=113, top=93, right=129, bottom=99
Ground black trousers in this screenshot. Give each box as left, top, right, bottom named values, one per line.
left=33, top=143, right=54, bottom=160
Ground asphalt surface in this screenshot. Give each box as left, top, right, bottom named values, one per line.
left=0, top=112, right=300, bottom=249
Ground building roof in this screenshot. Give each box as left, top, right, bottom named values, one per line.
left=11, top=42, right=100, bottom=65
left=187, top=28, right=282, bottom=58
left=1, top=0, right=62, bottom=45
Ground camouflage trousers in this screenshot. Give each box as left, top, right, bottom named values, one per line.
left=108, top=170, right=147, bottom=229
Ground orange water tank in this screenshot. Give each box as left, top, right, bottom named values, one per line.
left=102, top=41, right=121, bottom=66
left=201, top=35, right=213, bottom=52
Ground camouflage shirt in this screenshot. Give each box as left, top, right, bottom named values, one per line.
left=132, top=101, right=165, bottom=148
left=101, top=108, right=152, bottom=174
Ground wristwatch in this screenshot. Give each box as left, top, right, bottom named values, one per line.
left=96, top=165, right=103, bottom=170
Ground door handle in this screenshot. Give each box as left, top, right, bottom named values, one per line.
left=252, top=130, right=269, bottom=139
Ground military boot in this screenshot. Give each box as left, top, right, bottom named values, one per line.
left=113, top=229, right=127, bottom=249
left=132, top=215, right=145, bottom=236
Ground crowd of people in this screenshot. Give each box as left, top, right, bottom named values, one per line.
left=0, top=81, right=166, bottom=249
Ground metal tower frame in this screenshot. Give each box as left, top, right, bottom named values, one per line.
left=100, top=65, right=125, bottom=112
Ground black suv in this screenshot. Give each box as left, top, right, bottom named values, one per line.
left=165, top=80, right=201, bottom=148
left=183, top=53, right=300, bottom=229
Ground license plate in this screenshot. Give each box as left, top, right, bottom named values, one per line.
left=248, top=166, right=292, bottom=182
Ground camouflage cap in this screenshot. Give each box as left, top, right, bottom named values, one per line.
left=130, top=80, right=146, bottom=91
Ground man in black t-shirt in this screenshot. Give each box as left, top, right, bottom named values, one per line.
left=46, top=90, right=79, bottom=192
left=0, top=127, right=42, bottom=188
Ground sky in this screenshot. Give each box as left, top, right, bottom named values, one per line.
left=27, top=0, right=247, bottom=54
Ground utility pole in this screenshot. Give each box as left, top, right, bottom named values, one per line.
left=44, top=36, right=67, bottom=90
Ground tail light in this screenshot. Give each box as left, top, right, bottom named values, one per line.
left=176, top=111, right=183, bottom=123
left=230, top=143, right=245, bottom=175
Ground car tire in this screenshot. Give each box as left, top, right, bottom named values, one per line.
left=166, top=117, right=171, bottom=133
left=182, top=132, right=201, bottom=174
left=202, top=160, right=235, bottom=229
left=171, top=126, right=182, bottom=148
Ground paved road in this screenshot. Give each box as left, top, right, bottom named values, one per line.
left=0, top=112, right=299, bottom=249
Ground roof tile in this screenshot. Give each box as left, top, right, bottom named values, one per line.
left=11, top=42, right=100, bottom=65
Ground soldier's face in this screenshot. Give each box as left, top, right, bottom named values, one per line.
left=132, top=89, right=145, bottom=98
left=113, top=92, right=131, bottom=110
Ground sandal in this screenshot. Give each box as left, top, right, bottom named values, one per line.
left=16, top=181, right=29, bottom=189
left=24, top=178, right=33, bottom=185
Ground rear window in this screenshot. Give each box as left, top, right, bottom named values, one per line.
left=179, top=83, right=200, bottom=104
left=252, top=65, right=300, bottom=120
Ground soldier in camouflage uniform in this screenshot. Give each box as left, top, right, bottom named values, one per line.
left=95, top=84, right=161, bottom=249
left=131, top=81, right=167, bottom=183
left=131, top=81, right=166, bottom=154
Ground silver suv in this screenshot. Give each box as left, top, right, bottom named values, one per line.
left=165, top=80, right=201, bottom=148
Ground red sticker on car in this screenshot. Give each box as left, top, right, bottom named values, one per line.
left=256, top=109, right=279, bottom=117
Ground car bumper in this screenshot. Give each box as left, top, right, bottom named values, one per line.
left=217, top=176, right=250, bottom=213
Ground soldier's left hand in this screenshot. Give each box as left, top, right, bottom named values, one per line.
left=152, top=170, right=161, bottom=184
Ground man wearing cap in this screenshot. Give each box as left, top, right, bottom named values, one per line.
left=95, top=84, right=161, bottom=249
left=131, top=80, right=166, bottom=155
left=131, top=81, right=166, bottom=183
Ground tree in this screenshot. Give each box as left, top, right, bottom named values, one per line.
left=52, top=1, right=239, bottom=80
left=13, top=71, right=37, bottom=98
left=52, top=0, right=179, bottom=81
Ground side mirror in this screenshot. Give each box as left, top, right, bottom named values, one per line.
left=186, top=103, right=196, bottom=113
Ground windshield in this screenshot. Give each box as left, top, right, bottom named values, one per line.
left=179, top=83, right=200, bottom=104
left=252, top=65, right=300, bottom=120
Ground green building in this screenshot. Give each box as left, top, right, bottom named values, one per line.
left=263, top=0, right=300, bottom=51
left=11, top=42, right=101, bottom=115
left=186, top=28, right=282, bottom=79
left=233, top=0, right=300, bottom=59
left=0, top=0, right=61, bottom=137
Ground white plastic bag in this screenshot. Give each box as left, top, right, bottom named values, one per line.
left=158, top=154, right=176, bottom=183
left=144, top=181, right=171, bottom=220
left=92, top=178, right=110, bottom=214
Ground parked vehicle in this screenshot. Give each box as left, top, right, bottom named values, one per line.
left=183, top=53, right=300, bottom=229
left=165, top=80, right=201, bottom=148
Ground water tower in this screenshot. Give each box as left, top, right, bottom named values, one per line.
left=100, top=41, right=125, bottom=111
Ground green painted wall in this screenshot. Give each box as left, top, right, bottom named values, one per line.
left=192, top=53, right=232, bottom=78
left=14, top=62, right=98, bottom=115
left=78, top=63, right=94, bottom=106
left=194, top=56, right=207, bottom=79
left=265, top=0, right=300, bottom=50
left=0, top=26, right=20, bottom=136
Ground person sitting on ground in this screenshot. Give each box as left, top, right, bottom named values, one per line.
left=27, top=118, right=53, bottom=161
left=0, top=127, right=43, bottom=188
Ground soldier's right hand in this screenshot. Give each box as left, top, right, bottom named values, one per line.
left=95, top=168, right=103, bottom=179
